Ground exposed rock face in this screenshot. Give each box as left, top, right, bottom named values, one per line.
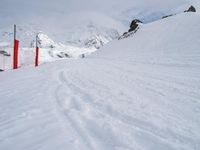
left=0, top=50, right=10, bottom=57
left=184, top=5, right=196, bottom=13
left=119, top=19, right=142, bottom=40
left=128, top=24, right=139, bottom=32
left=162, top=14, right=174, bottom=19
left=56, top=52, right=70, bottom=58
left=123, top=32, right=128, bottom=36
left=130, top=19, right=142, bottom=29
left=163, top=5, right=196, bottom=20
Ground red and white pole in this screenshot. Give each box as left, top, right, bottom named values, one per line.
left=35, top=34, right=39, bottom=67
left=13, top=24, right=19, bottom=70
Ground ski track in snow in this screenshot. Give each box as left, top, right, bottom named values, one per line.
left=39, top=56, right=200, bottom=149
left=0, top=55, right=200, bottom=150
left=0, top=56, right=200, bottom=150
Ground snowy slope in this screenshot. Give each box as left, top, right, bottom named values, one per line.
left=0, top=9, right=200, bottom=150
left=92, top=12, right=200, bottom=63
left=0, top=0, right=195, bottom=66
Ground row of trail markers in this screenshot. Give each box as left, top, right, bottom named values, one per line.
left=12, top=25, right=40, bottom=70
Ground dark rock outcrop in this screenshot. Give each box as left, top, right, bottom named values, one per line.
left=129, top=19, right=142, bottom=32
left=119, top=19, right=142, bottom=40
left=163, top=5, right=196, bottom=20
left=57, top=52, right=70, bottom=58
left=129, top=23, right=139, bottom=32
left=130, top=19, right=142, bottom=29
left=162, top=14, right=174, bottom=19
left=0, top=50, right=10, bottom=57
left=184, top=5, right=196, bottom=13
left=123, top=32, right=128, bottom=36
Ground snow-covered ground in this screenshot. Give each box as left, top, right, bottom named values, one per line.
left=0, top=8, right=200, bottom=150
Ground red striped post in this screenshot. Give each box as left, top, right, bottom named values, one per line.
left=35, top=35, right=39, bottom=67
left=13, top=39, right=19, bottom=69
left=35, top=47, right=39, bottom=67
left=13, top=25, right=19, bottom=70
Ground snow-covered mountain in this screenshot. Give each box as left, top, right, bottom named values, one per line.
left=0, top=0, right=195, bottom=67
left=0, top=6, right=127, bottom=64
left=0, top=21, right=121, bottom=50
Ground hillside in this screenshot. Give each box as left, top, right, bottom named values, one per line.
left=92, top=12, right=200, bottom=63
left=0, top=0, right=194, bottom=68
left=0, top=6, right=200, bottom=150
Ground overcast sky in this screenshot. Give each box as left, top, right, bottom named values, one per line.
left=0, top=0, right=124, bottom=15
left=0, top=0, right=192, bottom=28
left=0, top=0, right=190, bottom=16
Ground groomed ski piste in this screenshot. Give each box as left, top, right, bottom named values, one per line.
left=0, top=5, right=200, bottom=150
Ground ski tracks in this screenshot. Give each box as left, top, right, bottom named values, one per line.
left=54, top=69, right=136, bottom=150
left=53, top=71, right=95, bottom=150
left=52, top=59, right=200, bottom=150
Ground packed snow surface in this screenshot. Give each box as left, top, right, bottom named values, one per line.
left=0, top=11, right=200, bottom=150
